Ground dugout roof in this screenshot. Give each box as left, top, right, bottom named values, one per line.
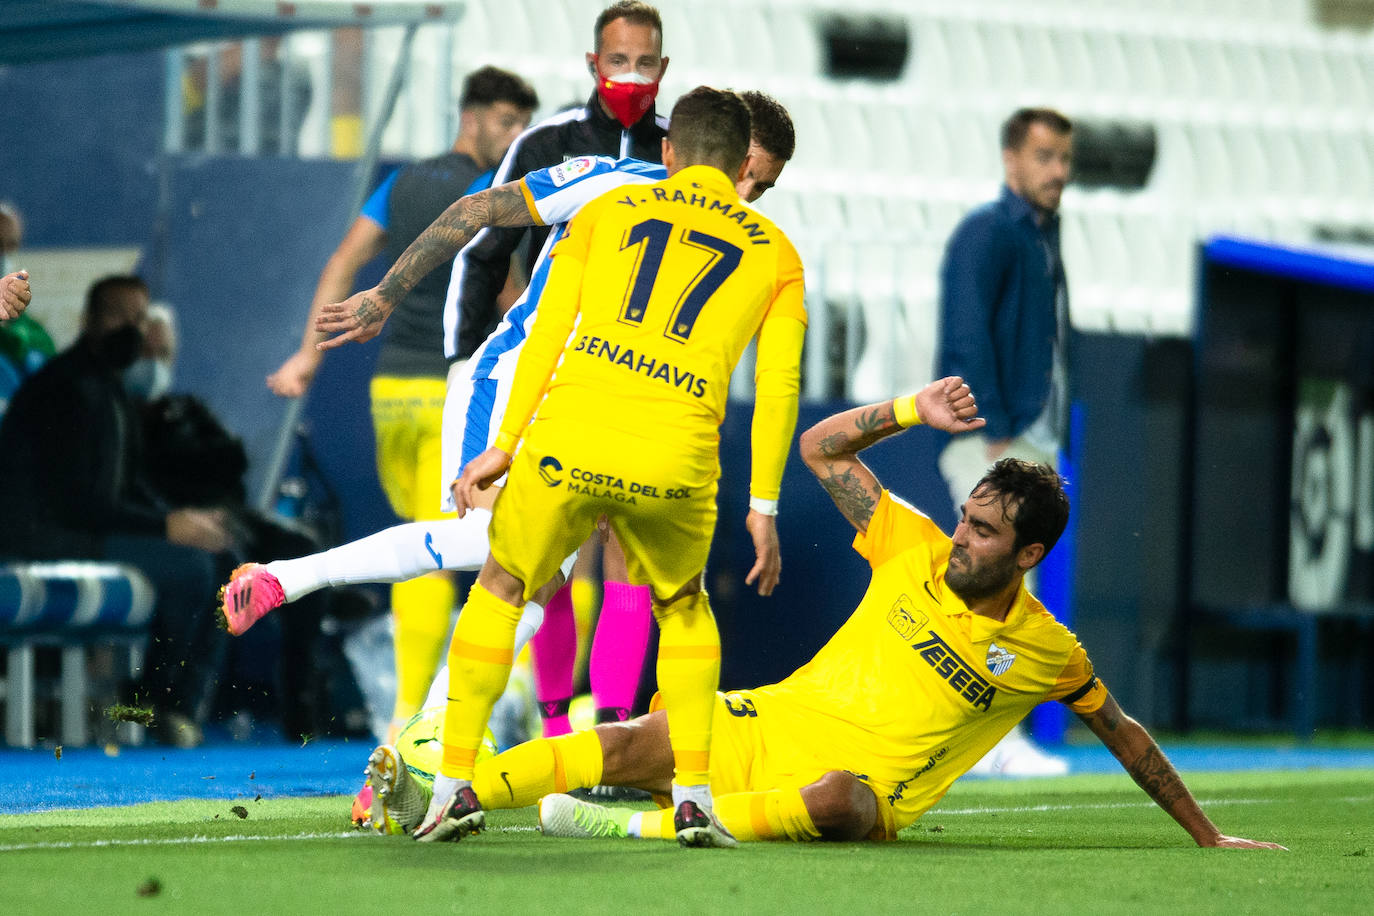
left=0, top=0, right=463, bottom=64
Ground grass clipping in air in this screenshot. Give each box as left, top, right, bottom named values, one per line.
left=105, top=704, right=155, bottom=727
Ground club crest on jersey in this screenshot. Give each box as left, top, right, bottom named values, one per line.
left=985, top=642, right=1016, bottom=677
left=887, top=597, right=929, bottom=642
left=550, top=156, right=596, bottom=186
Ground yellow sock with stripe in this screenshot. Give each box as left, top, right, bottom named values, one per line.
left=390, top=572, right=456, bottom=724
left=440, top=583, right=521, bottom=780
left=471, top=729, right=604, bottom=809
left=634, top=788, right=819, bottom=842
left=652, top=590, right=720, bottom=787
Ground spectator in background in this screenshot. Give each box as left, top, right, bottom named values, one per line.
left=1, top=201, right=33, bottom=322
left=266, top=65, right=538, bottom=743
left=935, top=107, right=1074, bottom=777
left=137, top=305, right=339, bottom=740
left=0, top=276, right=235, bottom=747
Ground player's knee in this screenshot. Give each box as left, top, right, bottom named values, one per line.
left=594, top=710, right=672, bottom=788
left=653, top=576, right=706, bottom=616
left=803, top=771, right=877, bottom=841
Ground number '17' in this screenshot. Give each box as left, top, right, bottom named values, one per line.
left=618, top=218, right=742, bottom=343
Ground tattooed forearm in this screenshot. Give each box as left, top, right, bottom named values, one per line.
left=854, top=406, right=897, bottom=439
left=1126, top=744, right=1189, bottom=808
left=376, top=185, right=532, bottom=304
left=819, top=466, right=878, bottom=529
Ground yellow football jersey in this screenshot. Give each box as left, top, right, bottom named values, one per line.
left=495, top=164, right=806, bottom=468
left=751, top=489, right=1106, bottom=829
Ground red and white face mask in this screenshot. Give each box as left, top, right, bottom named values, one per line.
left=595, top=67, right=660, bottom=128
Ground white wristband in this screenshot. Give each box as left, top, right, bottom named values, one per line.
left=749, top=497, right=779, bottom=516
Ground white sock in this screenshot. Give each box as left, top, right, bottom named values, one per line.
left=426, top=773, right=471, bottom=820
left=266, top=510, right=492, bottom=602
left=512, top=600, right=544, bottom=657
left=418, top=600, right=545, bottom=712
left=671, top=782, right=712, bottom=812
left=627, top=811, right=644, bottom=838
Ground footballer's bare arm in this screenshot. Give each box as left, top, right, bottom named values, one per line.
left=799, top=403, right=895, bottom=534
left=799, top=379, right=984, bottom=534
left=1078, top=692, right=1286, bottom=850
left=315, top=181, right=536, bottom=348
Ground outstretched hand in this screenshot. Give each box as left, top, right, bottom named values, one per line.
left=451, top=446, right=512, bottom=517
left=915, top=376, right=986, bottom=434
left=1206, top=835, right=1288, bottom=851
left=316, top=288, right=394, bottom=350
left=744, top=509, right=781, bottom=596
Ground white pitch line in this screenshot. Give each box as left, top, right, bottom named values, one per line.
left=0, top=824, right=540, bottom=853
left=932, top=794, right=1374, bottom=816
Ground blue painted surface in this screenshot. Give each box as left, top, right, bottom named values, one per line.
left=5, top=738, right=1372, bottom=815
left=1204, top=234, right=1374, bottom=295
left=2, top=740, right=366, bottom=815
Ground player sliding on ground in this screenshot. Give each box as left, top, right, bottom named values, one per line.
left=360, top=379, right=1285, bottom=850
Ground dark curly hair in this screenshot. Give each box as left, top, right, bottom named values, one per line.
left=972, top=458, right=1070, bottom=555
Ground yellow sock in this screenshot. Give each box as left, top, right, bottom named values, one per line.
left=440, top=583, right=521, bottom=780
left=638, top=807, right=678, bottom=840
left=634, top=789, right=819, bottom=842
left=390, top=572, right=456, bottom=723
left=571, top=575, right=598, bottom=682
left=713, top=789, right=820, bottom=841
left=653, top=591, right=720, bottom=787
left=472, top=729, right=603, bottom=809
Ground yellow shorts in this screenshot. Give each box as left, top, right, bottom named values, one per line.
left=370, top=375, right=448, bottom=521
left=488, top=419, right=718, bottom=601
left=651, top=690, right=899, bottom=842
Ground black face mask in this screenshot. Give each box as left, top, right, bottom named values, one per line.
left=96, top=323, right=144, bottom=371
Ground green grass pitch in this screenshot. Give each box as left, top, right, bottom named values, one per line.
left=5, top=769, right=1369, bottom=915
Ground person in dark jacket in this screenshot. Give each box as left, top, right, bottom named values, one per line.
left=935, top=107, right=1074, bottom=778
left=0, top=275, right=235, bottom=746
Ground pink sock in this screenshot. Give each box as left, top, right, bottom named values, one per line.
left=590, top=582, right=653, bottom=723
left=530, top=582, right=575, bottom=737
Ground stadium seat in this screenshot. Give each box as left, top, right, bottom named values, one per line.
left=1, top=562, right=154, bottom=748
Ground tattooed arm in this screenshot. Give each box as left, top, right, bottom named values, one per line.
left=799, top=377, right=984, bottom=534
left=315, top=180, right=537, bottom=349
left=1078, top=692, right=1286, bottom=849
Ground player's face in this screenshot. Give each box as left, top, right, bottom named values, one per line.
left=736, top=143, right=785, bottom=203
left=589, top=17, right=668, bottom=82
left=946, top=487, right=1022, bottom=603
left=1003, top=123, right=1072, bottom=215
left=471, top=102, right=533, bottom=170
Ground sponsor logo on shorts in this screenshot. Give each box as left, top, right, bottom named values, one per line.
left=539, top=456, right=564, bottom=487
left=564, top=465, right=692, bottom=504
left=913, top=631, right=997, bottom=710
left=887, top=598, right=929, bottom=642
left=887, top=747, right=949, bottom=803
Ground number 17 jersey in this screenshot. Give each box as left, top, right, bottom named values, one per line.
left=515, top=163, right=806, bottom=451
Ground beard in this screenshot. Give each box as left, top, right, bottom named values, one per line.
left=945, top=546, right=1019, bottom=604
